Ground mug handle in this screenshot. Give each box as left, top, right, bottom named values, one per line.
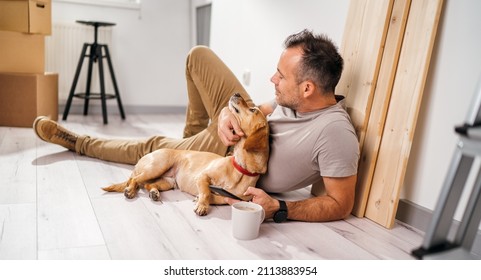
left=259, top=208, right=265, bottom=224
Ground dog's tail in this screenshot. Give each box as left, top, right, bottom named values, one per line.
left=102, top=181, right=128, bottom=193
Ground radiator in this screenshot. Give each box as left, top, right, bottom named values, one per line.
left=45, top=22, right=114, bottom=101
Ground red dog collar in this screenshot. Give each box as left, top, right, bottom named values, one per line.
left=231, top=157, right=259, bottom=177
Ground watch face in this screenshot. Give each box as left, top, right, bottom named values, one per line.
left=274, top=211, right=288, bottom=223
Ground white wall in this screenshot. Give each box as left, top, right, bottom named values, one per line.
left=402, top=0, right=481, bottom=215
left=51, top=0, right=191, bottom=107
left=210, top=0, right=349, bottom=105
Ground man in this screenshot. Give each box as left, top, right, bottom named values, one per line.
left=34, top=29, right=359, bottom=223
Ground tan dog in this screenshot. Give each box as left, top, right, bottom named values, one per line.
left=102, top=93, right=269, bottom=216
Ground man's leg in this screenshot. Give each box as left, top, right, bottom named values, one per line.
left=183, top=46, right=253, bottom=138
left=76, top=120, right=227, bottom=165
left=34, top=115, right=228, bottom=165
left=35, top=46, right=253, bottom=164
left=77, top=46, right=252, bottom=163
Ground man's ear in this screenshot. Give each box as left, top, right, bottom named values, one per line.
left=244, top=125, right=269, bottom=152
left=302, top=80, right=316, bottom=98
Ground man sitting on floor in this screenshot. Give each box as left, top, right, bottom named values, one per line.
left=34, top=29, right=359, bottom=223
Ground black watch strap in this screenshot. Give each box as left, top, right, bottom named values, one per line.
left=273, top=200, right=288, bottom=223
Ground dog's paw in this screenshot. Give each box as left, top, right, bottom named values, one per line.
left=149, top=189, right=161, bottom=202
left=124, top=187, right=136, bottom=199
left=194, top=202, right=209, bottom=216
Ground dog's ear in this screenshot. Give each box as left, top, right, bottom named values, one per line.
left=244, top=125, right=269, bottom=153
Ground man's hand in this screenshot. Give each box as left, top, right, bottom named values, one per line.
left=218, top=107, right=244, bottom=146
left=224, top=187, right=279, bottom=219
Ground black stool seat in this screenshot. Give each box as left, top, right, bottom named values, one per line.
left=76, top=20, right=116, bottom=28
left=62, top=20, right=125, bottom=124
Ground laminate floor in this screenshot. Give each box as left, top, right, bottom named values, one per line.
left=0, top=113, right=424, bottom=260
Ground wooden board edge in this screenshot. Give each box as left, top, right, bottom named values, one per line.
left=352, top=0, right=412, bottom=217
left=364, top=0, right=445, bottom=228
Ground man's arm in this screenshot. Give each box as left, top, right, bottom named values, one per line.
left=234, top=175, right=356, bottom=222
left=286, top=175, right=356, bottom=222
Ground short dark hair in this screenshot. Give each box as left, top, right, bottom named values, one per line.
left=284, top=29, right=343, bottom=94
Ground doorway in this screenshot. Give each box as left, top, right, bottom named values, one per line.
left=191, top=0, right=212, bottom=46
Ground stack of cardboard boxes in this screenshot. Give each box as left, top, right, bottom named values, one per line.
left=0, top=0, right=58, bottom=127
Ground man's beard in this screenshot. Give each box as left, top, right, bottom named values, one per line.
left=276, top=91, right=301, bottom=111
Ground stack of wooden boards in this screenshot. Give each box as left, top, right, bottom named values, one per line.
left=312, top=0, right=444, bottom=228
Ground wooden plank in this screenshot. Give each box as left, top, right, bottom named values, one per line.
left=91, top=196, right=183, bottom=259
left=36, top=142, right=106, bottom=252
left=343, top=217, right=423, bottom=255
left=0, top=204, right=37, bottom=259
left=365, top=0, right=444, bottom=228
left=38, top=245, right=111, bottom=260
left=325, top=218, right=416, bottom=259
left=0, top=128, right=38, bottom=259
left=266, top=221, right=377, bottom=259
left=337, top=0, right=393, bottom=148
left=352, top=0, right=412, bottom=216
left=0, top=128, right=37, bottom=205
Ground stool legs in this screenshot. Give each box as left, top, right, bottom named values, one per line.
left=84, top=43, right=97, bottom=116
left=98, top=45, right=108, bottom=124
left=62, top=42, right=126, bottom=124
left=63, top=43, right=89, bottom=121
left=104, top=45, right=126, bottom=120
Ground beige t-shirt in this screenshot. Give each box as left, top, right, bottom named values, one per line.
left=257, top=97, right=359, bottom=193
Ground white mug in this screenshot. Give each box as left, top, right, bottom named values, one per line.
left=231, top=201, right=265, bottom=240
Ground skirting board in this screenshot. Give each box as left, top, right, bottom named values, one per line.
left=396, top=199, right=481, bottom=256
left=59, top=104, right=187, bottom=115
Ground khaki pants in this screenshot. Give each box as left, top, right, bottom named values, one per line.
left=75, top=46, right=254, bottom=165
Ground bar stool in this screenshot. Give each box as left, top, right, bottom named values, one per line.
left=62, top=20, right=126, bottom=124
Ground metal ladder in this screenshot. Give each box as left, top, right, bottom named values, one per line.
left=412, top=77, right=481, bottom=259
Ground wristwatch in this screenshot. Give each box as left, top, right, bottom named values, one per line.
left=273, top=200, right=288, bottom=223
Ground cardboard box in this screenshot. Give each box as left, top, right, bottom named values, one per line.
left=0, top=0, right=51, bottom=35
left=0, top=30, right=45, bottom=73
left=0, top=72, right=58, bottom=127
